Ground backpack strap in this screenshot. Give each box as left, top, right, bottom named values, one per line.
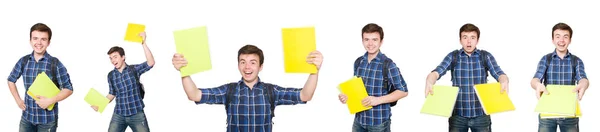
left=450, top=50, right=459, bottom=82
left=224, top=83, right=237, bottom=112
left=127, top=65, right=144, bottom=99
left=354, top=57, right=362, bottom=75
left=380, top=56, right=398, bottom=107
left=479, top=50, right=490, bottom=82
left=542, top=53, right=553, bottom=86
left=264, top=83, right=276, bottom=118
left=50, top=57, right=59, bottom=88
left=570, top=55, right=579, bottom=84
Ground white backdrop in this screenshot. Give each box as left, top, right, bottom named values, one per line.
left=0, top=0, right=597, bottom=132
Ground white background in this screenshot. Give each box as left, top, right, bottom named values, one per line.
left=0, top=0, right=597, bottom=132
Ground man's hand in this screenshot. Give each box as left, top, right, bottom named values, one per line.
left=35, top=96, right=56, bottom=109
left=306, top=50, right=323, bottom=70
left=501, top=81, right=509, bottom=94
left=361, top=96, right=381, bottom=107
left=573, top=85, right=587, bottom=101
left=338, top=94, right=347, bottom=104
left=91, top=105, right=99, bottom=112
left=425, top=82, right=434, bottom=98
left=139, top=32, right=147, bottom=44
left=172, top=53, right=188, bottom=71
left=535, top=83, right=548, bottom=99
left=16, top=99, right=25, bottom=111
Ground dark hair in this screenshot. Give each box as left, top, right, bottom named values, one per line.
left=552, top=22, right=573, bottom=39
left=107, top=46, right=125, bottom=56
left=238, top=44, right=264, bottom=65
left=362, top=23, right=384, bottom=40
left=30, top=23, right=52, bottom=40
left=459, top=23, right=480, bottom=40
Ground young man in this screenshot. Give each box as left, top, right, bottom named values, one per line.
left=424, top=23, right=509, bottom=132
left=91, top=32, right=155, bottom=132
left=171, top=44, right=322, bottom=132
left=337, top=23, right=409, bottom=132
left=530, top=23, right=589, bottom=132
left=7, top=23, right=74, bottom=132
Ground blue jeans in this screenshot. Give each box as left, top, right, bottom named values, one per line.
left=19, top=117, right=57, bottom=132
left=449, top=115, right=491, bottom=132
left=538, top=116, right=579, bottom=132
left=108, top=110, right=150, bottom=132
left=352, top=119, right=391, bottom=132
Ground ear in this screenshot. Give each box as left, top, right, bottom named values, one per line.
left=259, top=64, right=263, bottom=72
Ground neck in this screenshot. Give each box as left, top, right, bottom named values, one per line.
left=556, top=49, right=568, bottom=59
left=367, top=50, right=379, bottom=62
left=33, top=52, right=45, bottom=62
left=118, top=63, right=127, bottom=72
left=244, top=80, right=259, bottom=89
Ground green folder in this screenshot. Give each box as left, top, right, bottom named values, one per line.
left=26, top=72, right=60, bottom=110
left=534, top=85, right=577, bottom=115
left=173, top=26, right=212, bottom=77
left=420, top=85, right=459, bottom=117
left=84, top=88, right=110, bottom=113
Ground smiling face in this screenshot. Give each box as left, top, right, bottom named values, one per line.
left=30, top=30, right=50, bottom=55
left=553, top=29, right=571, bottom=53
left=238, top=53, right=262, bottom=84
left=109, top=52, right=126, bottom=69
left=362, top=32, right=382, bottom=56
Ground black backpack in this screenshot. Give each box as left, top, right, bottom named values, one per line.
left=21, top=55, right=59, bottom=87
left=353, top=56, right=397, bottom=107
left=225, top=83, right=276, bottom=117
left=108, top=65, right=145, bottom=99
left=541, top=53, right=579, bottom=86
left=449, top=50, right=490, bottom=83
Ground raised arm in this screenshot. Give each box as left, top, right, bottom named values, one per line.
left=300, top=50, right=323, bottom=102
left=140, top=32, right=155, bottom=67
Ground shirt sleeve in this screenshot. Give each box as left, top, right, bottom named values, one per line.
left=533, top=55, right=547, bottom=80
left=575, top=57, right=587, bottom=82
left=433, top=51, right=454, bottom=79
left=133, top=61, right=153, bottom=76
left=273, top=85, right=305, bottom=105
left=484, top=52, right=506, bottom=80
left=387, top=62, right=408, bottom=92
left=7, top=58, right=24, bottom=83
left=55, top=59, right=73, bottom=91
left=196, top=84, right=229, bottom=104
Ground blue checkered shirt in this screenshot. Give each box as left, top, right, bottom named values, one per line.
left=7, top=52, right=73, bottom=125
left=353, top=52, right=408, bottom=126
left=108, top=62, right=152, bottom=116
left=196, top=78, right=305, bottom=132
left=533, top=51, right=587, bottom=85
left=433, top=49, right=505, bottom=117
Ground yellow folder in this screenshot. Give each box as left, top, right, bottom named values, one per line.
left=124, top=23, right=146, bottom=43
left=474, top=83, right=516, bottom=115
left=282, top=27, right=317, bottom=73
left=534, top=85, right=577, bottom=116
left=84, top=88, right=110, bottom=113
left=173, top=26, right=212, bottom=77
left=540, top=101, right=581, bottom=118
left=338, top=76, right=372, bottom=114
left=26, top=72, right=60, bottom=110
left=420, top=85, right=459, bottom=117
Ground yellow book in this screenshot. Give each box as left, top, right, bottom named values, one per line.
left=420, top=85, right=459, bottom=117
left=540, top=101, right=581, bottom=118
left=474, top=83, right=516, bottom=115
left=338, top=76, right=372, bottom=114
left=173, top=26, right=212, bottom=77
left=84, top=88, right=110, bottom=114
left=535, top=85, right=577, bottom=116
left=26, top=72, right=60, bottom=110
left=124, top=23, right=146, bottom=43
left=281, top=27, right=317, bottom=73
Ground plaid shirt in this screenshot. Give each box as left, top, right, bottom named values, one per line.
left=533, top=51, right=587, bottom=85
left=7, top=52, right=73, bottom=125
left=433, top=49, right=505, bottom=117
left=353, top=52, right=408, bottom=126
left=196, top=78, right=305, bottom=132
left=108, top=62, right=152, bottom=116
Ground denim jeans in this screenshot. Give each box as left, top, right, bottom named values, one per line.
left=538, top=116, right=579, bottom=132
left=19, top=117, right=57, bottom=132
left=352, top=119, right=391, bottom=132
left=449, top=115, right=491, bottom=132
left=108, top=110, right=150, bottom=132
